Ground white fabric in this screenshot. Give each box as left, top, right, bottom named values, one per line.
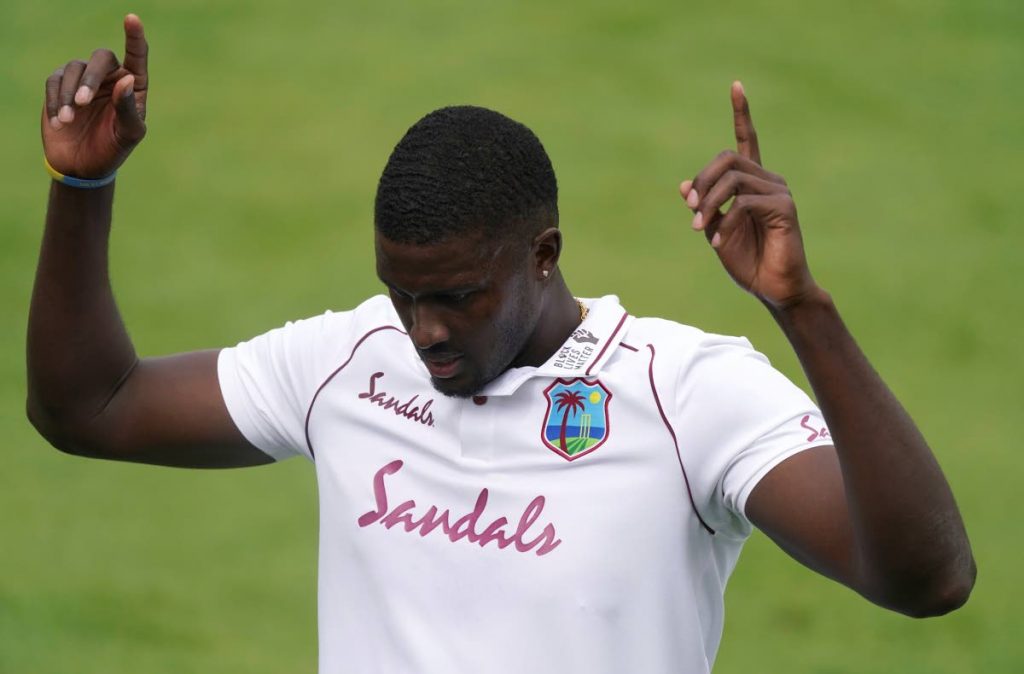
left=218, top=295, right=831, bottom=674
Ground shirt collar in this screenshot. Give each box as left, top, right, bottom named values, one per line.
left=479, top=295, right=633, bottom=397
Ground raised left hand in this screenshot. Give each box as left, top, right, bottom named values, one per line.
left=680, top=82, right=819, bottom=310
left=41, top=14, right=149, bottom=179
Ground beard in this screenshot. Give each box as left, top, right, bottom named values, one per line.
left=432, top=293, right=538, bottom=398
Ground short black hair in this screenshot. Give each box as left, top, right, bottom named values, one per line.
left=374, top=105, right=558, bottom=245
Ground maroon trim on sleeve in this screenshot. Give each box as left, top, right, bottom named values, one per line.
left=303, top=325, right=407, bottom=459
left=585, top=311, right=629, bottom=375
left=646, top=344, right=715, bottom=535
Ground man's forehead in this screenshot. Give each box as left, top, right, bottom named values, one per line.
left=375, top=231, right=513, bottom=290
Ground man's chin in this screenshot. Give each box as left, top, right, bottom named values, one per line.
left=427, top=355, right=513, bottom=398
left=427, top=365, right=499, bottom=398
left=429, top=375, right=484, bottom=399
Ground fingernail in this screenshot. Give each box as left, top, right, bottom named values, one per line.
left=58, top=105, right=74, bottom=123
left=687, top=189, right=699, bottom=209
left=49, top=116, right=62, bottom=130
left=711, top=232, right=721, bottom=248
left=679, top=180, right=692, bottom=195
left=692, top=212, right=703, bottom=230
left=75, top=86, right=93, bottom=105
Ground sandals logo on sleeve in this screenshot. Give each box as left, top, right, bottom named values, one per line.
left=541, top=378, right=612, bottom=461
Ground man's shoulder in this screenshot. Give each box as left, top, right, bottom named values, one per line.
left=612, top=312, right=772, bottom=389
left=624, top=314, right=754, bottom=357
left=286, top=295, right=400, bottom=336
left=342, top=294, right=402, bottom=331
left=233, top=295, right=402, bottom=363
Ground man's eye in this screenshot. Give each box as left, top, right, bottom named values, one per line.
left=442, top=291, right=472, bottom=304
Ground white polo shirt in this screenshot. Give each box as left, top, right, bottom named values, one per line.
left=218, top=295, right=831, bottom=674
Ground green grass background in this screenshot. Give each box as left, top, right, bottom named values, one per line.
left=2, top=0, right=1021, bottom=671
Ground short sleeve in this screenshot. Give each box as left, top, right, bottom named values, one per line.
left=674, top=334, right=831, bottom=539
left=218, top=310, right=354, bottom=462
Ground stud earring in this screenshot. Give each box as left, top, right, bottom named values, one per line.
left=542, top=270, right=550, bottom=278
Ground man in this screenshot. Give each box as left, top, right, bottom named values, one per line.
left=29, top=14, right=974, bottom=674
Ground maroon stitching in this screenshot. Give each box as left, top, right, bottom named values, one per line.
left=586, top=311, right=628, bottom=375
left=619, top=342, right=639, bottom=352
left=303, top=325, right=407, bottom=459
left=645, top=344, right=715, bottom=535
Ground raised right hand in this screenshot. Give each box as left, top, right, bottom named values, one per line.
left=679, top=82, right=818, bottom=310
left=41, top=14, right=149, bottom=179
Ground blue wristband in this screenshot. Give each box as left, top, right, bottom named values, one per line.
left=44, top=156, right=117, bottom=189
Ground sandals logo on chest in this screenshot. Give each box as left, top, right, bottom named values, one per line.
left=541, top=378, right=612, bottom=461
left=359, top=371, right=436, bottom=427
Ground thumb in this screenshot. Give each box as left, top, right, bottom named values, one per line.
left=113, top=74, right=146, bottom=147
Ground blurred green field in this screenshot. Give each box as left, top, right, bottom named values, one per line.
left=2, top=0, right=1021, bottom=671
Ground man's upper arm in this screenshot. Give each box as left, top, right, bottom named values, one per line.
left=56, top=306, right=370, bottom=468
left=745, top=444, right=863, bottom=593
left=77, top=349, right=273, bottom=468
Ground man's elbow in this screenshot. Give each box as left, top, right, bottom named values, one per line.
left=26, top=398, right=103, bottom=458
left=888, top=558, right=977, bottom=619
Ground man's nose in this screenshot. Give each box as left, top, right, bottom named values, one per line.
left=409, top=302, right=449, bottom=350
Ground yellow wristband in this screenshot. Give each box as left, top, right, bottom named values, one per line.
left=44, top=156, right=117, bottom=189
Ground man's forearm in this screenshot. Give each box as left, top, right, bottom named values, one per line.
left=769, top=287, right=976, bottom=614
left=27, top=181, right=138, bottom=445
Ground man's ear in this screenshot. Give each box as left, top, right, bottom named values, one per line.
left=532, top=227, right=562, bottom=280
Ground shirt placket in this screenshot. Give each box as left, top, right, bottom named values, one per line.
left=458, top=394, right=498, bottom=462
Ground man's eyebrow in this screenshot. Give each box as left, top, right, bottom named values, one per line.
left=378, top=279, right=484, bottom=299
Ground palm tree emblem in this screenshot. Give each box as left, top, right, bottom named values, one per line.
left=553, top=389, right=586, bottom=455
left=542, top=379, right=612, bottom=461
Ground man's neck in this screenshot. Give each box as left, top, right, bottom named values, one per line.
left=511, top=275, right=581, bottom=368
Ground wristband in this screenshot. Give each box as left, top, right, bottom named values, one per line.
left=44, top=156, right=117, bottom=189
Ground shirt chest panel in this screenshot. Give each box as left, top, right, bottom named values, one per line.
left=307, top=340, right=706, bottom=578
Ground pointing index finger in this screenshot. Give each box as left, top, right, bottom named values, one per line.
left=731, top=81, right=761, bottom=165
left=123, top=13, right=149, bottom=90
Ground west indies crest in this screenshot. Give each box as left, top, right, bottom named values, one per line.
left=541, top=378, right=612, bottom=461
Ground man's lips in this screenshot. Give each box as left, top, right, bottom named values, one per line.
left=422, top=354, right=463, bottom=379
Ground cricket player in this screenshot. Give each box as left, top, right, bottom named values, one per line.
left=28, top=14, right=975, bottom=673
